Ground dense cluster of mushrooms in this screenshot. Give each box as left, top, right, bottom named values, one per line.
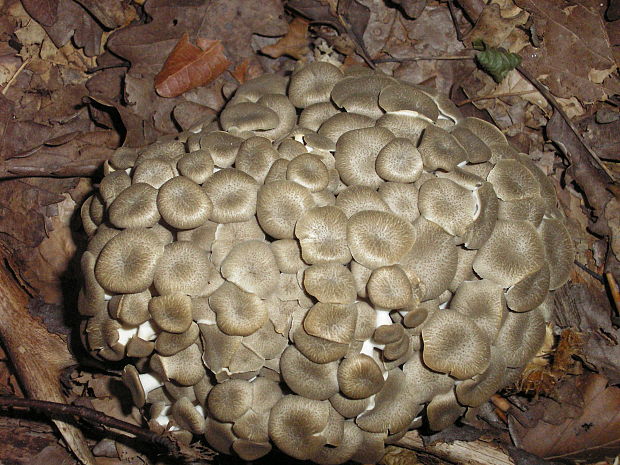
left=79, top=61, right=575, bottom=463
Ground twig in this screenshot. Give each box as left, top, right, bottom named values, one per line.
left=0, top=396, right=180, bottom=456
left=1, top=58, right=31, bottom=95
left=606, top=271, right=620, bottom=315
left=373, top=55, right=474, bottom=64
left=516, top=65, right=616, bottom=182
left=447, top=0, right=467, bottom=41
left=456, top=89, right=539, bottom=106
left=85, top=62, right=130, bottom=74
left=574, top=260, right=605, bottom=283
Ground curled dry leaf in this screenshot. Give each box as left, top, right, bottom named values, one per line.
left=261, top=17, right=310, bottom=60
left=155, top=33, right=231, bottom=98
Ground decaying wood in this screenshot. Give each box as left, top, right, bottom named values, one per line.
left=0, top=250, right=96, bottom=465
left=396, top=430, right=515, bottom=465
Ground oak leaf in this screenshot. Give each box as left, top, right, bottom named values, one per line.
left=261, top=17, right=310, bottom=60
left=155, top=33, right=230, bottom=98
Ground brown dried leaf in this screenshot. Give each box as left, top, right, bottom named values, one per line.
left=511, top=373, right=620, bottom=461
left=20, top=0, right=59, bottom=27
left=155, top=33, right=230, bottom=98
left=261, top=17, right=310, bottom=60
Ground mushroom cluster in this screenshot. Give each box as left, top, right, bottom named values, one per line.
left=79, top=62, right=574, bottom=463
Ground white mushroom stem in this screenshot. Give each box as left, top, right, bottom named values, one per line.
left=138, top=372, right=164, bottom=396
left=472, top=187, right=482, bottom=221
left=104, top=293, right=113, bottom=301
left=154, top=405, right=178, bottom=430
left=195, top=404, right=205, bottom=417
left=137, top=320, right=158, bottom=341
left=116, top=326, right=138, bottom=345
left=359, top=308, right=391, bottom=380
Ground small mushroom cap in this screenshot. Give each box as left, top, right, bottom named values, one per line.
left=268, top=395, right=331, bottom=460
left=295, top=206, right=351, bottom=265
left=303, top=263, right=357, bottom=304
left=303, top=302, right=357, bottom=344
left=337, top=354, right=384, bottom=399
left=455, top=347, right=508, bottom=407
left=221, top=240, right=279, bottom=298
left=458, top=117, right=507, bottom=147
left=347, top=210, right=415, bottom=269
left=487, top=159, right=540, bottom=201
left=150, top=343, right=204, bottom=386
left=230, top=73, right=288, bottom=104
left=375, top=137, right=423, bottom=183
left=109, top=183, right=160, bottom=229
left=220, top=102, right=279, bottom=132
left=335, top=127, right=394, bottom=189
left=80, top=251, right=105, bottom=316
left=110, top=146, right=138, bottom=170
left=331, top=74, right=396, bottom=111
left=157, top=176, right=212, bottom=230
left=176, top=221, right=217, bottom=252
left=426, top=388, right=466, bottom=431
left=375, top=112, right=430, bottom=142
left=367, top=265, right=413, bottom=309
left=472, top=220, right=546, bottom=288
left=318, top=112, right=375, bottom=144
left=281, top=345, right=340, bottom=400
left=505, top=262, right=550, bottom=312
left=177, top=149, right=214, bottom=184
left=355, top=368, right=421, bottom=435
left=417, top=125, right=468, bottom=171
left=498, top=196, right=545, bottom=226
left=136, top=140, right=185, bottom=165
left=299, top=102, right=341, bottom=131
left=203, top=168, right=259, bottom=223
left=236, top=136, right=280, bottom=183
left=495, top=306, right=546, bottom=367
left=378, top=84, right=440, bottom=120
left=462, top=182, right=499, bottom=249
left=418, top=178, right=477, bottom=237
left=277, top=138, right=308, bottom=159
left=286, top=153, right=329, bottom=192
left=121, top=364, right=148, bottom=408
left=95, top=228, right=164, bottom=294
left=264, top=158, right=289, bottom=183
left=538, top=218, right=574, bottom=290
left=132, top=159, right=176, bottom=189
left=293, top=327, right=349, bottom=364
left=256, top=180, right=315, bottom=239
left=153, top=241, right=212, bottom=296
left=257, top=93, right=297, bottom=140
left=155, top=322, right=200, bottom=356
left=313, top=420, right=364, bottom=465
left=270, top=239, right=306, bottom=274
left=232, top=440, right=272, bottom=461
left=148, top=293, right=193, bottom=333
left=288, top=61, right=344, bottom=108
left=204, top=416, right=236, bottom=454
left=378, top=182, right=420, bottom=224
left=209, top=282, right=268, bottom=336
left=421, top=310, right=491, bottom=379
left=199, top=323, right=243, bottom=374
left=329, top=392, right=370, bottom=418
left=171, top=397, right=206, bottom=434
left=242, top=320, right=288, bottom=360
left=373, top=323, right=405, bottom=344
left=99, top=170, right=131, bottom=207
left=200, top=131, right=242, bottom=168
left=108, top=289, right=151, bottom=325
left=451, top=279, right=507, bottom=341
left=207, top=378, right=253, bottom=422
left=402, top=352, right=454, bottom=404
left=450, top=125, right=492, bottom=163
left=336, top=186, right=390, bottom=218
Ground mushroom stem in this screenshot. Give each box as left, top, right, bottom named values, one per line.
left=137, top=320, right=158, bottom=341
left=139, top=372, right=164, bottom=395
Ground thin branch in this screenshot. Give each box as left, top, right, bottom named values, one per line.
left=456, top=89, right=540, bottom=106
left=516, top=65, right=616, bottom=182
left=373, top=55, right=474, bottom=64
left=1, top=59, right=31, bottom=95
left=447, top=0, right=467, bottom=41
left=85, top=62, right=130, bottom=74
left=0, top=396, right=180, bottom=456
left=574, top=260, right=605, bottom=283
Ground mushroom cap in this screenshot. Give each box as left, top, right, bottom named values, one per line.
left=209, top=282, right=268, bottom=336
left=199, top=323, right=243, bottom=375
left=347, top=210, right=415, bottom=269
left=242, top=320, right=288, bottom=360
left=230, top=73, right=288, bottom=104
left=265, top=158, right=289, bottom=184
left=286, top=153, right=329, bottom=192
left=299, top=102, right=341, bottom=131
left=450, top=125, right=492, bottom=164
left=221, top=240, right=279, bottom=298
left=176, top=221, right=218, bottom=252
left=295, top=206, right=351, bottom=264
left=417, top=125, right=468, bottom=171
left=498, top=196, right=546, bottom=226
left=337, top=354, right=385, bottom=399
left=177, top=149, right=214, bottom=185
left=375, top=137, right=423, bottom=183
left=280, top=346, right=339, bottom=400
left=335, top=127, right=394, bottom=189
left=153, top=241, right=212, bottom=296
left=150, top=343, right=205, bottom=386
left=220, top=102, right=279, bottom=132
left=426, top=389, right=466, bottom=431
left=199, top=131, right=242, bottom=168
left=293, top=326, right=350, bottom=364
left=495, top=306, right=546, bottom=368
left=378, top=182, right=420, bottom=224
left=288, top=61, right=344, bottom=108
left=257, top=93, right=297, bottom=140
left=236, top=136, right=280, bottom=184
left=505, top=262, right=550, bottom=312
left=136, top=140, right=185, bottom=165
left=458, top=117, right=507, bottom=147
left=373, top=323, right=405, bottom=344
left=232, top=440, right=272, bottom=461
left=313, top=420, right=364, bottom=465
left=375, top=112, right=430, bottom=142
left=329, top=392, right=370, bottom=418
left=318, top=112, right=375, bottom=144
left=378, top=84, right=440, bottom=120
left=455, top=347, right=508, bottom=407
left=367, top=265, right=413, bottom=309
left=538, top=218, right=574, bottom=290
left=256, top=180, right=315, bottom=239
left=204, top=416, right=236, bottom=454
left=472, top=220, right=546, bottom=288
left=148, top=293, right=193, bottom=333
left=109, top=183, right=161, bottom=229
left=450, top=279, right=507, bottom=341
left=95, top=228, right=164, bottom=294
left=207, top=378, right=253, bottom=422
left=108, top=289, right=151, bottom=325
left=331, top=74, right=396, bottom=112
left=110, top=146, right=138, bottom=170
left=303, top=302, right=357, bottom=344
left=155, top=322, right=200, bottom=356
left=336, top=186, right=390, bottom=218
left=303, top=263, right=357, bottom=304
left=463, top=182, right=499, bottom=249
left=121, top=364, right=148, bottom=408
left=277, top=138, right=308, bottom=159
left=270, top=239, right=306, bottom=274
left=99, top=170, right=131, bottom=207
left=268, top=395, right=331, bottom=460
left=402, top=352, right=454, bottom=404
left=203, top=168, right=259, bottom=223
left=421, top=310, right=491, bottom=379
left=418, top=177, right=477, bottom=237
left=487, top=159, right=540, bottom=201
left=157, top=176, right=212, bottom=230
left=171, top=396, right=206, bottom=434
left=132, top=159, right=176, bottom=189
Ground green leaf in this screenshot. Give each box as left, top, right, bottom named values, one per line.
left=476, top=47, right=522, bottom=83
